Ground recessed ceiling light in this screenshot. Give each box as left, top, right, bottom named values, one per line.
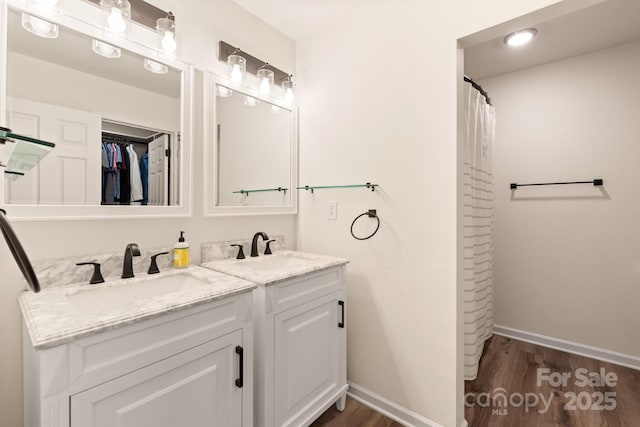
left=504, top=28, right=537, bottom=47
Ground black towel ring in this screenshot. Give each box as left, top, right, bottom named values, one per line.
left=350, top=209, right=380, bottom=241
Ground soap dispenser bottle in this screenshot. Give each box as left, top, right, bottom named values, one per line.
left=173, top=231, right=190, bottom=268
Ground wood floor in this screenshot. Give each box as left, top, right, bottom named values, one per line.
left=311, top=397, right=403, bottom=427
left=311, top=336, right=640, bottom=426
left=465, top=335, right=640, bottom=426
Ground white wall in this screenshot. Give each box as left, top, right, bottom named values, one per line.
left=482, top=39, right=640, bottom=358
left=0, top=1, right=296, bottom=426
left=7, top=52, right=180, bottom=132
left=294, top=0, right=594, bottom=426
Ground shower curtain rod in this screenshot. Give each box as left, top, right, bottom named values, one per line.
left=464, top=75, right=492, bottom=106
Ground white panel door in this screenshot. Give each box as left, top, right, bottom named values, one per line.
left=6, top=98, right=101, bottom=205
left=148, top=134, right=168, bottom=206
left=274, top=293, right=343, bottom=427
left=71, top=330, right=244, bottom=427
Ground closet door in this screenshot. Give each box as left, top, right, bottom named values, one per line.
left=147, top=134, right=168, bottom=206
left=6, top=97, right=101, bottom=205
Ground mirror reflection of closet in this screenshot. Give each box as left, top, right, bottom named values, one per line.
left=3, top=5, right=189, bottom=213
left=100, top=121, right=177, bottom=206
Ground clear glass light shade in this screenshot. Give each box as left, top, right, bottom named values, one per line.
left=228, top=54, right=246, bottom=84
left=216, top=85, right=233, bottom=98
left=21, top=13, right=58, bottom=38
left=282, top=79, right=294, bottom=104
left=257, top=68, right=274, bottom=95
left=144, top=58, right=168, bottom=74
left=504, top=28, right=537, bottom=47
left=26, top=0, right=62, bottom=15
left=92, top=39, right=121, bottom=58
left=244, top=96, right=260, bottom=107
left=100, top=0, right=131, bottom=37
left=156, top=14, right=176, bottom=54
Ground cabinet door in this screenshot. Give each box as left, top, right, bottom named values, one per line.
left=274, top=292, right=345, bottom=426
left=71, top=330, right=244, bottom=427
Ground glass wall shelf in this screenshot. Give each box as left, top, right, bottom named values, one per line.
left=0, top=129, right=55, bottom=178
left=4, top=170, right=25, bottom=182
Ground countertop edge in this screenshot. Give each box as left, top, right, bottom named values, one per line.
left=24, top=284, right=256, bottom=350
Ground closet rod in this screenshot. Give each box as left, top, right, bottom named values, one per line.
left=510, top=179, right=603, bottom=190
left=464, top=75, right=492, bottom=106
left=102, top=132, right=151, bottom=145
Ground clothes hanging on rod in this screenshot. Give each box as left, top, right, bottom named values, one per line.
left=140, top=152, right=149, bottom=205
left=101, top=141, right=145, bottom=205
left=127, top=145, right=144, bottom=202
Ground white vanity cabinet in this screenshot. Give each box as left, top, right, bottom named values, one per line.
left=254, top=266, right=347, bottom=427
left=23, top=292, right=254, bottom=427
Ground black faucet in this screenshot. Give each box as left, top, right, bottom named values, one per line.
left=122, top=243, right=141, bottom=279
left=250, top=232, right=269, bottom=257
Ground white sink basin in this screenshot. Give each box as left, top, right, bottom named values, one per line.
left=67, top=273, right=211, bottom=314
left=241, top=255, right=310, bottom=272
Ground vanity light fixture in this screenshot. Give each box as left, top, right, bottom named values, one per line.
left=504, top=28, right=537, bottom=47
left=228, top=49, right=247, bottom=85
left=219, top=41, right=294, bottom=103
left=156, top=11, right=176, bottom=54
left=92, top=39, right=121, bottom=58
left=21, top=13, right=59, bottom=38
left=100, top=0, right=131, bottom=37
left=244, top=96, right=260, bottom=107
left=144, top=58, right=168, bottom=74
left=216, top=85, right=233, bottom=98
left=283, top=75, right=294, bottom=104
left=257, top=64, right=274, bottom=95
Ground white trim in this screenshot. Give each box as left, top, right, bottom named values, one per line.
left=347, top=383, right=443, bottom=427
left=461, top=421, right=468, bottom=427
left=494, top=325, right=640, bottom=371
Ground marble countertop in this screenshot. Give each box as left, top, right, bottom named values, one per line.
left=201, top=250, right=349, bottom=286
left=19, top=266, right=256, bottom=350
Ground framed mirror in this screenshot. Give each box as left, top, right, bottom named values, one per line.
left=0, top=1, right=193, bottom=219
left=204, top=72, right=297, bottom=216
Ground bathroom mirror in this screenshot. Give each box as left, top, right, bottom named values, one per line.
left=204, top=72, right=297, bottom=215
left=0, top=2, right=193, bottom=218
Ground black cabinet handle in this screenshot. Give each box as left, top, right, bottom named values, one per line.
left=235, top=346, right=244, bottom=388
left=338, top=300, right=345, bottom=328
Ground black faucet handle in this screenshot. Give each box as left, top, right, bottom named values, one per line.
left=264, top=240, right=276, bottom=255
left=148, top=252, right=170, bottom=274
left=76, top=262, right=105, bottom=285
left=230, top=244, right=245, bottom=259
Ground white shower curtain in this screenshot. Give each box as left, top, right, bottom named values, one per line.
left=463, top=82, right=496, bottom=380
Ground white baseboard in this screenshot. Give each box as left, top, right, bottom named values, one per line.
left=347, top=383, right=444, bottom=427
left=494, top=325, right=640, bottom=371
